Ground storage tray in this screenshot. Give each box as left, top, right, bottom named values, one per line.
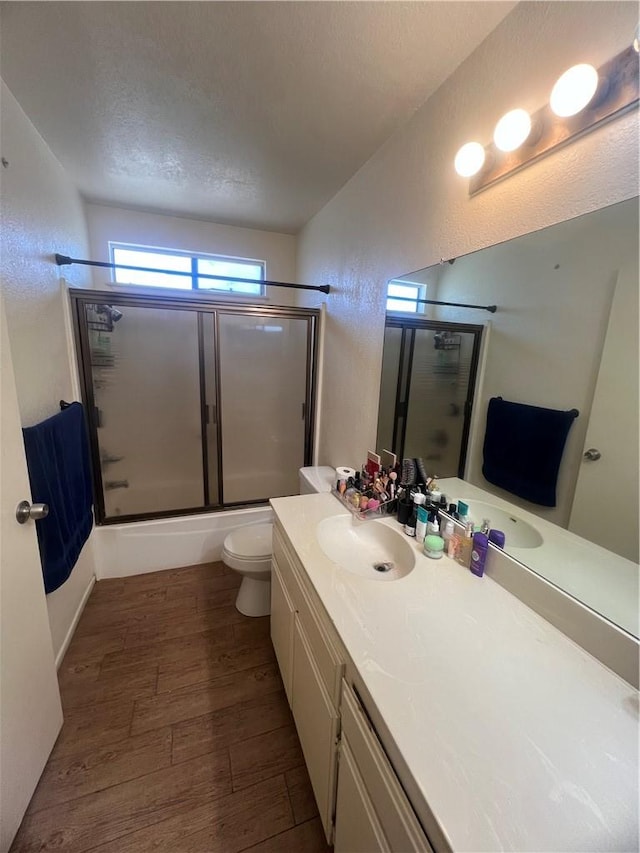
left=331, top=489, right=397, bottom=521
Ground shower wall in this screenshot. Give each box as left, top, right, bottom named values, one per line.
left=73, top=291, right=318, bottom=522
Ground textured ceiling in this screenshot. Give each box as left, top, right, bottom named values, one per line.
left=0, top=1, right=515, bottom=233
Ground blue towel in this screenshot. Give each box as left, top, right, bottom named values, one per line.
left=482, top=397, right=578, bottom=507
left=22, top=403, right=93, bottom=593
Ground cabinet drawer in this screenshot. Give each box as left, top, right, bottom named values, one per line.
left=273, top=524, right=344, bottom=705
left=341, top=681, right=433, bottom=852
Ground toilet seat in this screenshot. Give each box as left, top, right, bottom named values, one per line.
left=223, top=523, right=272, bottom=561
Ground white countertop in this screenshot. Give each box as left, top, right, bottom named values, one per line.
left=270, top=492, right=640, bottom=853
left=438, top=478, right=640, bottom=638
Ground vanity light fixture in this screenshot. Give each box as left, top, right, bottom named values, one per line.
left=454, top=142, right=485, bottom=177
left=493, top=108, right=532, bottom=152
left=550, top=64, right=599, bottom=117
left=455, top=42, right=639, bottom=194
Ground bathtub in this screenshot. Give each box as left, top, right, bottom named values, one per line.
left=92, top=505, right=273, bottom=580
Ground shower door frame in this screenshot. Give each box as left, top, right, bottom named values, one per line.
left=380, top=316, right=484, bottom=479
left=70, top=289, right=320, bottom=524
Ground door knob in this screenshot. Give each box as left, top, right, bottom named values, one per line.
left=583, top=448, right=601, bottom=461
left=16, top=500, right=49, bottom=524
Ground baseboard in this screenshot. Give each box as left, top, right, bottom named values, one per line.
left=55, top=575, right=95, bottom=670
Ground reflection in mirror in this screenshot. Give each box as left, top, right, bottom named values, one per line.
left=377, top=319, right=483, bottom=478
left=379, top=198, right=639, bottom=634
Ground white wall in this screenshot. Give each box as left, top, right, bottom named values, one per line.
left=297, top=2, right=639, bottom=473
left=84, top=203, right=298, bottom=304
left=1, top=81, right=96, bottom=662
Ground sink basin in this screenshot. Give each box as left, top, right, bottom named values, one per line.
left=458, top=499, right=543, bottom=549
left=316, top=515, right=416, bottom=581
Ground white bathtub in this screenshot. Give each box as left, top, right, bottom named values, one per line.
left=92, top=506, right=273, bottom=580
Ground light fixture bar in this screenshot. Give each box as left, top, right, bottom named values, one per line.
left=469, top=45, right=639, bottom=196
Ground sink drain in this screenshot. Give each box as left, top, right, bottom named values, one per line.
left=373, top=561, right=394, bottom=573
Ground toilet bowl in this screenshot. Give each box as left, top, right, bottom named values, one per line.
left=222, top=523, right=273, bottom=617
left=222, top=466, right=336, bottom=617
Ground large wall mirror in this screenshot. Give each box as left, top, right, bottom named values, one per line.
left=378, top=197, right=639, bottom=635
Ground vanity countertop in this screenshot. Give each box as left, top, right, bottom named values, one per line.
left=438, top=477, right=639, bottom=637
left=270, top=491, right=639, bottom=853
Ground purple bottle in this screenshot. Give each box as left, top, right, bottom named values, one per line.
left=470, top=532, right=489, bottom=577
left=488, top=529, right=506, bottom=549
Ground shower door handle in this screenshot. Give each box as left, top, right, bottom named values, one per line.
left=205, top=404, right=217, bottom=425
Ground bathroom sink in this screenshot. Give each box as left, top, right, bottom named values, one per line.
left=458, top=500, right=543, bottom=549
left=316, top=515, right=415, bottom=581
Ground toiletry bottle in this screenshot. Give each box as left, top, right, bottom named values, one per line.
left=414, top=494, right=428, bottom=542
left=404, top=493, right=420, bottom=536
left=470, top=532, right=489, bottom=577
left=447, top=531, right=461, bottom=560
left=456, top=522, right=474, bottom=568
left=426, top=512, right=440, bottom=538
left=457, top=500, right=469, bottom=525
left=441, top=519, right=455, bottom=550
left=488, top=529, right=506, bottom=549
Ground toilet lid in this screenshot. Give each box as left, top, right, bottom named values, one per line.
left=223, top=523, right=273, bottom=559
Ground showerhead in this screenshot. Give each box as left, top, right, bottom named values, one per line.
left=110, top=308, right=124, bottom=323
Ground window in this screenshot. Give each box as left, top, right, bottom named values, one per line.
left=109, top=244, right=265, bottom=296
left=386, top=280, right=424, bottom=313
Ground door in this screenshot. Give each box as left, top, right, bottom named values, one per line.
left=217, top=313, right=310, bottom=503
left=79, top=301, right=205, bottom=519
left=291, top=618, right=340, bottom=843
left=270, top=559, right=295, bottom=706
left=334, top=740, right=389, bottom=853
left=0, top=299, right=63, bottom=852
left=569, top=256, right=639, bottom=562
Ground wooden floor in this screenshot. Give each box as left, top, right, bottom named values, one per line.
left=11, top=563, right=331, bottom=853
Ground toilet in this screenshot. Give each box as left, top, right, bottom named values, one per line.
left=222, top=466, right=335, bottom=617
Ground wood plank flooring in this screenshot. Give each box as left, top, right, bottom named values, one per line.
left=11, top=563, right=331, bottom=853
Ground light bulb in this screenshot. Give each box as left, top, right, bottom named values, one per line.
left=550, top=64, right=598, bottom=117
left=454, top=142, right=485, bottom=177
left=493, top=109, right=532, bottom=152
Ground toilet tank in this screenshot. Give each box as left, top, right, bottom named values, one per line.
left=299, top=466, right=335, bottom=495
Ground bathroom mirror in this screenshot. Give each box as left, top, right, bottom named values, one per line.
left=378, top=197, right=639, bottom=632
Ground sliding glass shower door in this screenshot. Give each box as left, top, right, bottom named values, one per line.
left=376, top=318, right=483, bottom=478
left=217, top=313, right=309, bottom=504
left=84, top=303, right=204, bottom=517
left=73, top=292, right=318, bottom=523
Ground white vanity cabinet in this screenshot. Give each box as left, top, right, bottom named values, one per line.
left=271, top=519, right=434, bottom=851
left=271, top=522, right=344, bottom=843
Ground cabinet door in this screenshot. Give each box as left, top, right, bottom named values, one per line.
left=334, top=740, right=390, bottom=853
left=291, top=618, right=340, bottom=844
left=270, top=559, right=295, bottom=705
left=341, top=682, right=433, bottom=852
